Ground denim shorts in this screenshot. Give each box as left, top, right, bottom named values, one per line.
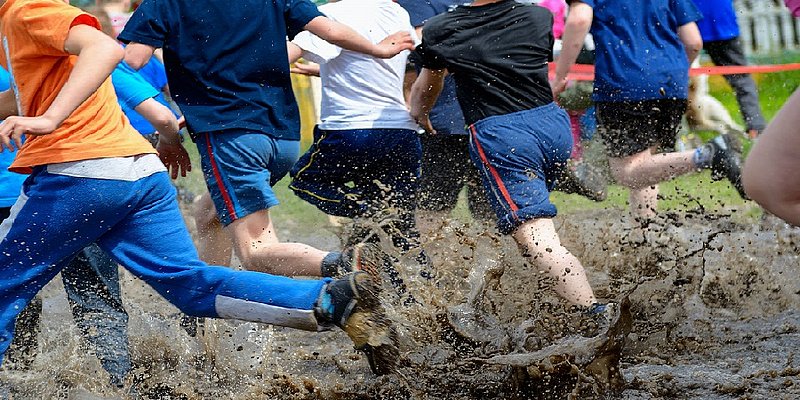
left=468, top=102, right=572, bottom=234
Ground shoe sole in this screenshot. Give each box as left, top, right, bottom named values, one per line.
left=343, top=273, right=400, bottom=375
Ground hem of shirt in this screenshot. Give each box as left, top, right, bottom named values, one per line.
left=9, top=150, right=157, bottom=174
left=116, top=32, right=164, bottom=48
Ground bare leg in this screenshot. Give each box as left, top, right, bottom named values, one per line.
left=743, top=88, right=800, bottom=225
left=226, top=209, right=328, bottom=276
left=609, top=147, right=697, bottom=215
left=192, top=193, right=233, bottom=266
left=512, top=218, right=597, bottom=307
left=629, top=185, right=659, bottom=219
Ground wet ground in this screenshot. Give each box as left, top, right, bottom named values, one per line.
left=2, top=205, right=800, bottom=399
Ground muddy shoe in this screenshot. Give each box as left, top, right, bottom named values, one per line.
left=318, top=272, right=399, bottom=375
left=321, top=243, right=389, bottom=279
left=707, top=134, right=747, bottom=199
left=556, top=161, right=607, bottom=202
left=585, top=298, right=632, bottom=392
left=586, top=302, right=618, bottom=332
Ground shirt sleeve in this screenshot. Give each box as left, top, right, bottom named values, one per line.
left=292, top=31, right=342, bottom=64
left=567, top=0, right=594, bottom=7
left=111, top=66, right=159, bottom=111
left=117, top=0, right=169, bottom=47
left=19, top=2, right=99, bottom=57
left=673, top=0, right=702, bottom=26
left=284, top=0, right=325, bottom=40
left=396, top=0, right=438, bottom=27
left=415, top=21, right=448, bottom=70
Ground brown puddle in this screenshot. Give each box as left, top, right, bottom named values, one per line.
left=2, top=206, right=800, bottom=399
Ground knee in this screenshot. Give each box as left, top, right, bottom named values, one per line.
left=610, top=166, right=642, bottom=189
left=192, top=194, right=219, bottom=230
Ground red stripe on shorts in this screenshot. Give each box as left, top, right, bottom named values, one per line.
left=469, top=125, right=519, bottom=214
left=204, top=133, right=238, bottom=220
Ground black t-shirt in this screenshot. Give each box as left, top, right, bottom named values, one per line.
left=416, top=0, right=554, bottom=125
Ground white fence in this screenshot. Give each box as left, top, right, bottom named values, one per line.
left=736, top=0, right=800, bottom=55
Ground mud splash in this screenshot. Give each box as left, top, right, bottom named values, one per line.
left=2, top=206, right=800, bottom=399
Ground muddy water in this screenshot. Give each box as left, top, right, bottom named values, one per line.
left=2, top=206, right=800, bottom=399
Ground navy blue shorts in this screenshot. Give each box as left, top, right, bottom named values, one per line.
left=195, top=130, right=300, bottom=225
left=468, top=103, right=572, bottom=234
left=289, top=127, right=421, bottom=218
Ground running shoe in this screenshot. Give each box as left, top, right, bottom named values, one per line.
left=325, top=242, right=388, bottom=279
left=320, top=271, right=399, bottom=375
left=708, top=133, right=747, bottom=199
left=556, top=160, right=608, bottom=202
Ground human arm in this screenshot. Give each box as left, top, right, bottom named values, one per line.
left=124, top=42, right=156, bottom=70
left=290, top=62, right=321, bottom=76
left=134, top=97, right=180, bottom=139
left=303, top=16, right=414, bottom=59
left=409, top=68, right=446, bottom=134
left=552, top=1, right=593, bottom=99
left=134, top=98, right=190, bottom=178
left=0, top=25, right=124, bottom=151
left=677, top=22, right=702, bottom=63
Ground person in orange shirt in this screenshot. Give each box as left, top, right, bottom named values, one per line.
left=0, top=0, right=399, bottom=379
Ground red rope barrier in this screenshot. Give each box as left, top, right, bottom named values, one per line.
left=549, top=62, right=800, bottom=81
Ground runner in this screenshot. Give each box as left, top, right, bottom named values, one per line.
left=410, top=0, right=608, bottom=313
left=0, top=0, right=397, bottom=376
left=287, top=0, right=429, bottom=300
left=554, top=0, right=747, bottom=218
left=118, top=0, right=415, bottom=280
left=0, top=62, right=131, bottom=386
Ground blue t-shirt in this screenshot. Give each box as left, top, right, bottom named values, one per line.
left=118, top=0, right=323, bottom=139
left=580, top=0, right=702, bottom=102
left=0, top=67, right=26, bottom=207
left=398, top=0, right=467, bottom=135
left=693, top=0, right=738, bottom=42
left=112, top=63, right=160, bottom=135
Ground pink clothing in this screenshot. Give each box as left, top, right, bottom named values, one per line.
left=786, top=0, right=800, bottom=17
left=538, top=0, right=567, bottom=38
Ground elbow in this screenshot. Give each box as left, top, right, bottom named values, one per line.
left=106, top=41, right=125, bottom=64
left=124, top=54, right=146, bottom=70
left=687, top=39, right=703, bottom=55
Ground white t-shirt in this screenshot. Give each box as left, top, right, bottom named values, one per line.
left=292, top=0, right=420, bottom=131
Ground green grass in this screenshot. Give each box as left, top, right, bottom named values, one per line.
left=177, top=52, right=800, bottom=225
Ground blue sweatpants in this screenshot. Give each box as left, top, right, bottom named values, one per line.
left=0, top=167, right=328, bottom=361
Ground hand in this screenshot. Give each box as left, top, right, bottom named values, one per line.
left=373, top=31, right=415, bottom=59
left=550, top=77, right=569, bottom=102
left=0, top=115, right=59, bottom=152
left=290, top=62, right=321, bottom=77
left=413, top=113, right=436, bottom=135
left=156, top=138, right=192, bottom=179
left=177, top=116, right=186, bottom=130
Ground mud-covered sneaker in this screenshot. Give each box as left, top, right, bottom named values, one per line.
left=321, top=243, right=388, bottom=279
left=586, top=302, right=618, bottom=331
left=707, top=133, right=747, bottom=199
left=556, top=161, right=608, bottom=202
left=317, top=272, right=399, bottom=375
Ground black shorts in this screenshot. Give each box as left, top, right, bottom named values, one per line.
left=418, top=134, right=492, bottom=219
left=0, top=207, right=9, bottom=222
left=596, top=99, right=687, bottom=158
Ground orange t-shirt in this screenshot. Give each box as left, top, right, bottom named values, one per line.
left=0, top=0, right=155, bottom=174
